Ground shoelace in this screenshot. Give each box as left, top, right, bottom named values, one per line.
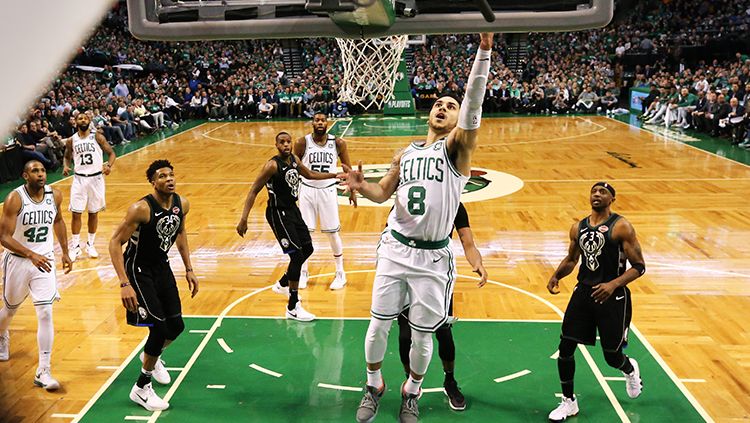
left=402, top=395, right=419, bottom=416
left=359, top=390, right=378, bottom=411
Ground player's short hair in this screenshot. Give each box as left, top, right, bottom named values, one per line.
left=433, top=93, right=462, bottom=108
left=146, top=159, right=173, bottom=182
left=313, top=111, right=327, bottom=118
left=275, top=131, right=291, bottom=141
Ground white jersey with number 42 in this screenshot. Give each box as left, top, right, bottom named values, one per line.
left=386, top=139, right=469, bottom=241
left=71, top=131, right=103, bottom=175
left=13, top=185, right=56, bottom=256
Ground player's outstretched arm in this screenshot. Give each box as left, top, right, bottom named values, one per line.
left=457, top=226, right=487, bottom=287
left=337, top=137, right=357, bottom=207
left=341, top=152, right=402, bottom=204
left=591, top=218, right=645, bottom=303
left=547, top=222, right=581, bottom=294
left=0, top=191, right=52, bottom=272
left=448, top=33, right=494, bottom=176
left=236, top=160, right=276, bottom=237
left=51, top=189, right=72, bottom=273
left=109, top=200, right=150, bottom=312
left=175, top=196, right=198, bottom=298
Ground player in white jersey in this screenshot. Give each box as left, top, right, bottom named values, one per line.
left=343, top=33, right=495, bottom=423
left=63, top=113, right=116, bottom=262
left=293, top=112, right=355, bottom=290
left=0, top=160, right=72, bottom=390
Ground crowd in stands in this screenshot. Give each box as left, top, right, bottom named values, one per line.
left=8, top=0, right=750, bottom=177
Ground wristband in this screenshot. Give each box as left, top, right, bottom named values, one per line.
left=120, top=282, right=131, bottom=288
left=186, top=268, right=193, bottom=272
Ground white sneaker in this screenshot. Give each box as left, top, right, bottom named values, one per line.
left=34, top=367, right=60, bottom=391
left=624, top=358, right=642, bottom=399
left=329, top=271, right=347, bottom=290
left=140, top=352, right=171, bottom=385
left=0, top=330, right=9, bottom=361
left=271, top=282, right=290, bottom=296
left=548, top=396, right=578, bottom=422
left=69, top=245, right=82, bottom=262
left=286, top=302, right=315, bottom=322
left=298, top=271, right=309, bottom=289
left=130, top=382, right=170, bottom=411
left=86, top=242, right=99, bottom=258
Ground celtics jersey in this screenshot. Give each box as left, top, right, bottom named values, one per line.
left=300, top=133, right=337, bottom=188
left=386, top=139, right=469, bottom=241
left=576, top=213, right=626, bottom=286
left=71, top=130, right=103, bottom=175
left=13, top=185, right=56, bottom=256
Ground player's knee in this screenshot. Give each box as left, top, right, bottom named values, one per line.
left=144, top=322, right=168, bottom=357
left=558, top=338, right=577, bottom=359
left=410, top=329, right=433, bottom=357
left=301, top=242, right=314, bottom=260
left=366, top=318, right=393, bottom=344
left=165, top=316, right=185, bottom=340
left=34, top=304, right=53, bottom=322
left=603, top=350, right=626, bottom=369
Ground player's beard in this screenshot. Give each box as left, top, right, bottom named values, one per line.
left=77, top=123, right=89, bottom=131
left=313, top=127, right=326, bottom=136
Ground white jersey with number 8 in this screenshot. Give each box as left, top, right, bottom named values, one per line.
left=386, top=139, right=469, bottom=241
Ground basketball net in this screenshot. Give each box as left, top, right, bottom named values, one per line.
left=336, top=35, right=408, bottom=110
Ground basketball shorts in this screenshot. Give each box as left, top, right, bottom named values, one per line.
left=2, top=252, right=58, bottom=309
left=298, top=183, right=340, bottom=233
left=125, top=259, right=181, bottom=327
left=266, top=206, right=312, bottom=254
left=561, top=283, right=632, bottom=351
left=370, top=230, right=456, bottom=333
left=69, top=173, right=106, bottom=213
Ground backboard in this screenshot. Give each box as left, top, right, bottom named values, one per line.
left=127, top=0, right=614, bottom=41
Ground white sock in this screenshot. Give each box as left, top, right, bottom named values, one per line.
left=327, top=232, right=344, bottom=272
left=334, top=255, right=344, bottom=273
left=366, top=368, right=383, bottom=389
left=301, top=259, right=309, bottom=275
left=72, top=234, right=80, bottom=248
left=87, top=233, right=96, bottom=246
left=404, top=375, right=423, bottom=396
left=35, top=305, right=53, bottom=369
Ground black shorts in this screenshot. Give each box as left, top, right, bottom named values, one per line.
left=266, top=206, right=311, bottom=254
left=561, top=284, right=632, bottom=351
left=126, top=259, right=181, bottom=327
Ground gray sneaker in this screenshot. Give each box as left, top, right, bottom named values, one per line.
left=0, top=330, right=9, bottom=361
left=399, top=392, right=420, bottom=423
left=356, top=384, right=385, bottom=423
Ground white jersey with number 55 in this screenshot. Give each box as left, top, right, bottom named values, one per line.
left=386, top=139, right=469, bottom=241
left=71, top=131, right=103, bottom=175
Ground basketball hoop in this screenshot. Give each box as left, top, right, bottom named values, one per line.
left=335, top=35, right=408, bottom=110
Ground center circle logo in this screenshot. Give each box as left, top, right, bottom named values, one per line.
left=336, top=164, right=524, bottom=207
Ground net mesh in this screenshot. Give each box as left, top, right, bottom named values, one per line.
left=335, top=35, right=408, bottom=110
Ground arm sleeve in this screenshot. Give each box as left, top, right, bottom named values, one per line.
left=453, top=202, right=470, bottom=230
left=458, top=47, right=491, bottom=130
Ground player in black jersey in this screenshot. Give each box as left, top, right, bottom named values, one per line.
left=396, top=202, right=487, bottom=411
left=236, top=131, right=341, bottom=322
left=109, top=159, right=199, bottom=412
left=546, top=182, right=646, bottom=422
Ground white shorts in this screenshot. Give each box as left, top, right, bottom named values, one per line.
left=299, top=183, right=340, bottom=232
left=69, top=174, right=106, bottom=213
left=370, top=231, right=456, bottom=332
left=2, top=252, right=58, bottom=309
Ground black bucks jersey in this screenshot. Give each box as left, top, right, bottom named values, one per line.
left=266, top=155, right=300, bottom=209
left=576, top=213, right=625, bottom=286
left=124, top=194, right=184, bottom=264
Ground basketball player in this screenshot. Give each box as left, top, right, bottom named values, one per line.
left=397, top=202, right=487, bottom=411
left=109, top=160, right=199, bottom=411
left=63, top=112, right=117, bottom=262
left=293, top=112, right=356, bottom=290
left=236, top=131, right=341, bottom=322
left=546, top=182, right=645, bottom=422
left=343, top=32, right=495, bottom=423
left=0, top=160, right=72, bottom=390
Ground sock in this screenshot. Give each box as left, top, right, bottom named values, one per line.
left=366, top=368, right=382, bottom=389
left=35, top=305, right=53, bottom=370
left=404, top=375, right=423, bottom=396
left=444, top=370, right=456, bottom=384
left=278, top=273, right=289, bottom=288
left=87, top=233, right=96, bottom=246
left=558, top=356, right=575, bottom=399
left=72, top=234, right=80, bottom=248
left=137, top=368, right=152, bottom=388
left=334, top=254, right=344, bottom=273
left=301, top=260, right=309, bottom=276
left=620, top=357, right=634, bottom=374
left=288, top=289, right=299, bottom=310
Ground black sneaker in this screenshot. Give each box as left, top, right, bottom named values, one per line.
left=444, top=379, right=466, bottom=411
